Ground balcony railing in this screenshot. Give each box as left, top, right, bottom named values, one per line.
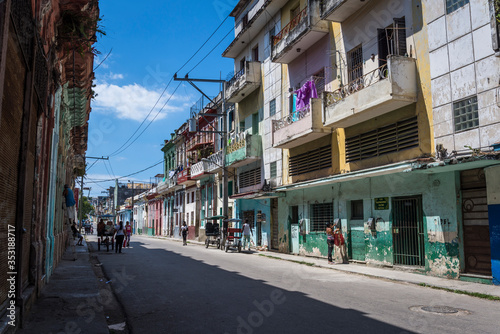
left=272, top=98, right=330, bottom=149
left=225, top=61, right=262, bottom=103
left=191, top=160, right=211, bottom=179
left=324, top=64, right=388, bottom=108
left=225, top=133, right=262, bottom=167
left=273, top=7, right=308, bottom=46
left=273, top=105, right=311, bottom=132
left=227, top=67, right=245, bottom=88
left=323, top=56, right=417, bottom=128
left=206, top=150, right=224, bottom=173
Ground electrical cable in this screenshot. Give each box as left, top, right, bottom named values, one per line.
left=85, top=160, right=164, bottom=183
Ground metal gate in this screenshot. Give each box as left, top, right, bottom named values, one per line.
left=461, top=169, right=491, bottom=276
left=392, top=196, right=425, bottom=266
left=271, top=198, right=279, bottom=250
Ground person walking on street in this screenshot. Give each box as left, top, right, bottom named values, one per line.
left=242, top=220, right=253, bottom=251
left=326, top=223, right=335, bottom=264
left=63, top=184, right=76, bottom=225
left=124, top=221, right=132, bottom=247
left=115, top=221, right=125, bottom=253
left=181, top=221, right=188, bottom=245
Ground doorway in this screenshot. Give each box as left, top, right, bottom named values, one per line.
left=392, top=196, right=424, bottom=266
left=461, top=169, right=491, bottom=276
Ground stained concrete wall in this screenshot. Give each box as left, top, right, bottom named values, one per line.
left=278, top=170, right=463, bottom=278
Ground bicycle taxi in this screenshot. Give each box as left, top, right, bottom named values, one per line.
left=223, top=218, right=242, bottom=253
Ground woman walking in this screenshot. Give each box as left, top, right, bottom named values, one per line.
left=326, top=223, right=335, bottom=264
left=124, top=221, right=132, bottom=247
left=115, top=221, right=125, bottom=253
left=181, top=221, right=188, bottom=246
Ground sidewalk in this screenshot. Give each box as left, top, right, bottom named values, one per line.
left=17, top=237, right=111, bottom=334
left=157, top=235, right=500, bottom=299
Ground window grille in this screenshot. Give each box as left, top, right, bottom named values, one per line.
left=289, top=145, right=332, bottom=176
left=351, top=200, right=364, bottom=220
left=345, top=116, right=419, bottom=163
left=446, top=0, right=469, bottom=14
left=313, top=69, right=325, bottom=97
left=347, top=45, right=363, bottom=82
left=310, top=203, right=333, bottom=232
left=270, top=161, right=277, bottom=178
left=270, top=98, right=276, bottom=116
left=453, top=96, right=478, bottom=132
left=239, top=167, right=261, bottom=189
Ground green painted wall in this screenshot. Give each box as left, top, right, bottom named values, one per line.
left=278, top=170, right=462, bottom=278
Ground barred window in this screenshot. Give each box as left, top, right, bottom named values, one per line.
left=351, top=200, right=364, bottom=220
left=270, top=161, right=277, bottom=178
left=239, top=167, right=261, bottom=189
left=347, top=45, right=363, bottom=82
left=454, top=96, right=478, bottom=132
left=270, top=99, right=276, bottom=116
left=310, top=203, right=333, bottom=232
left=446, top=0, right=469, bottom=14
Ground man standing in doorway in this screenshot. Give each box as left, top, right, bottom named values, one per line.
left=242, top=219, right=252, bottom=251
left=63, top=184, right=76, bottom=225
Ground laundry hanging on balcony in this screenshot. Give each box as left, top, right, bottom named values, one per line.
left=294, top=80, right=318, bottom=121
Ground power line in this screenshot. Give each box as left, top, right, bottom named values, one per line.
left=85, top=160, right=164, bottom=183
left=109, top=82, right=182, bottom=157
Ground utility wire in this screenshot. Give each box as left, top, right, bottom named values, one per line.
left=85, top=160, right=164, bottom=183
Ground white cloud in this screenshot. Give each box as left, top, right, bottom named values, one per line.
left=93, top=83, right=191, bottom=122
left=108, top=72, right=124, bottom=80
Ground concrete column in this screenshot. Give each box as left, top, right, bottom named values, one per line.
left=485, top=165, right=500, bottom=285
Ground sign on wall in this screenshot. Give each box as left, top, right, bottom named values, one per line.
left=374, top=197, right=389, bottom=210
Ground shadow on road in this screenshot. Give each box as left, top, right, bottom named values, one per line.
left=91, top=239, right=416, bottom=334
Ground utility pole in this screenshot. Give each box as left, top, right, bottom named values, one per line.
left=173, top=74, right=228, bottom=243
left=79, top=156, right=108, bottom=232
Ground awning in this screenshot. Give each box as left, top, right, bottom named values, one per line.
left=203, top=215, right=225, bottom=220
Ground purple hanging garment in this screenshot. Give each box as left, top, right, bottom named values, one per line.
left=295, top=80, right=318, bottom=110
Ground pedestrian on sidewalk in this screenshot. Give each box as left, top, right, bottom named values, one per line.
left=181, top=221, right=188, bottom=245
left=71, top=223, right=84, bottom=246
left=63, top=184, right=76, bottom=225
left=242, top=219, right=252, bottom=251
left=333, top=226, right=348, bottom=264
left=115, top=221, right=125, bottom=253
left=124, top=221, right=132, bottom=247
left=326, top=223, right=335, bottom=264
left=97, top=219, right=105, bottom=244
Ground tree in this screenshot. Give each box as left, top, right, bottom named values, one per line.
left=81, top=197, right=94, bottom=220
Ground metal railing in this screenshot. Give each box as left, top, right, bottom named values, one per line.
left=227, top=132, right=247, bottom=154
left=273, top=7, right=308, bottom=46
left=324, top=64, right=389, bottom=108
left=227, top=66, right=246, bottom=88
left=272, top=105, right=311, bottom=132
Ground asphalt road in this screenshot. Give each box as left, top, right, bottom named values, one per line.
left=92, top=235, right=500, bottom=334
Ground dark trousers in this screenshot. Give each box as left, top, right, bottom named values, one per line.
left=327, top=240, right=333, bottom=262
left=182, top=233, right=187, bottom=245
left=116, top=235, right=125, bottom=253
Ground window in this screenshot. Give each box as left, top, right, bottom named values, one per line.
left=313, top=69, right=325, bottom=97
left=239, top=167, right=261, bottom=188
left=454, top=96, right=478, bottom=132
left=252, top=45, right=259, bottom=62
left=269, top=98, right=276, bottom=116
left=191, top=211, right=194, bottom=226
left=347, top=45, right=363, bottom=82
left=345, top=116, right=419, bottom=163
left=289, top=145, right=332, bottom=176
left=291, top=5, right=300, bottom=20
left=310, top=203, right=333, bottom=232
left=252, top=113, right=259, bottom=135
left=240, top=58, right=245, bottom=72
left=229, top=109, right=234, bottom=132
left=270, top=162, right=277, bottom=179
left=269, top=26, right=275, bottom=46
left=351, top=200, right=364, bottom=220
left=446, top=0, right=469, bottom=14
left=192, top=192, right=195, bottom=203
left=240, top=121, right=245, bottom=132
left=291, top=206, right=299, bottom=224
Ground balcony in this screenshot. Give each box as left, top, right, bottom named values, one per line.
left=190, top=160, right=212, bottom=180
left=223, top=0, right=290, bottom=59
left=272, top=98, right=331, bottom=149
left=226, top=133, right=262, bottom=168
left=177, top=168, right=196, bottom=186
left=226, top=61, right=262, bottom=103
left=323, top=56, right=417, bottom=128
left=320, top=0, right=372, bottom=22
left=205, top=150, right=224, bottom=173
left=272, top=1, right=328, bottom=64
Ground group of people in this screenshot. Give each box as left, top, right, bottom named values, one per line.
left=97, top=219, right=132, bottom=253
left=326, top=222, right=348, bottom=264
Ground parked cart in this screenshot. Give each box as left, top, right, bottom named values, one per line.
left=223, top=218, right=242, bottom=253
left=204, top=221, right=221, bottom=249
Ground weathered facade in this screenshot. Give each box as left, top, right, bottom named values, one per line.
left=0, top=0, right=99, bottom=330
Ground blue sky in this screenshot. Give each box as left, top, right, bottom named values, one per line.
left=85, top=0, right=238, bottom=197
